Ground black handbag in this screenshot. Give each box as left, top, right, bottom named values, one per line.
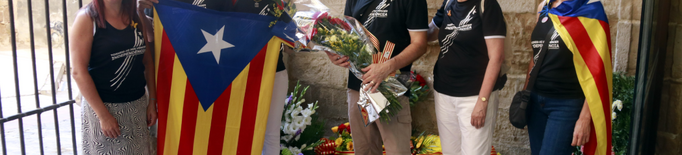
left=509, top=26, right=555, bottom=129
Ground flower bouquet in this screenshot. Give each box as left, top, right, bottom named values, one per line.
left=291, top=4, right=409, bottom=125
left=281, top=81, right=325, bottom=155
left=399, top=71, right=430, bottom=107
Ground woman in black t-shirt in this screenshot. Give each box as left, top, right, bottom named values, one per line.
left=70, top=0, right=156, bottom=153
left=523, top=0, right=593, bottom=154
left=427, top=0, right=506, bottom=154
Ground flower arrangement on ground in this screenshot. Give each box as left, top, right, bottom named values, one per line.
left=331, top=123, right=354, bottom=152
left=281, top=81, right=325, bottom=155
left=411, top=133, right=442, bottom=155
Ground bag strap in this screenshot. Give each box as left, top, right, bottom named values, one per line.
left=526, top=26, right=555, bottom=90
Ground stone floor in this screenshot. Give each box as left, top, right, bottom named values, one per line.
left=0, top=48, right=81, bottom=155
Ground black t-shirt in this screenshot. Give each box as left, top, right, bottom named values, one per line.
left=343, top=0, right=429, bottom=91
left=432, top=0, right=506, bottom=97
left=531, top=15, right=584, bottom=99
left=90, top=21, right=147, bottom=103
left=175, top=0, right=287, bottom=72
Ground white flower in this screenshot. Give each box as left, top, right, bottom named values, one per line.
left=294, top=116, right=306, bottom=129
left=295, top=134, right=301, bottom=141
left=301, top=108, right=313, bottom=117
left=291, top=107, right=303, bottom=118
left=612, top=112, right=617, bottom=120
left=613, top=100, right=623, bottom=111
left=304, top=116, right=312, bottom=125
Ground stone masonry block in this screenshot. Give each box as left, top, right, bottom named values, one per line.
left=614, top=21, right=632, bottom=73
left=411, top=97, right=439, bottom=134
left=631, top=0, right=642, bottom=21
left=285, top=52, right=348, bottom=90
left=618, top=0, right=632, bottom=20
left=497, top=0, right=536, bottom=13
left=493, top=107, right=530, bottom=145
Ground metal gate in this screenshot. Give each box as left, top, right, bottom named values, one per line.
left=1, top=0, right=84, bottom=154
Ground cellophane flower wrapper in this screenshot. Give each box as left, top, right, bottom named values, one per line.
left=289, top=0, right=407, bottom=122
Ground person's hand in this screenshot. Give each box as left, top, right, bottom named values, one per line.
left=146, top=100, right=158, bottom=127
left=325, top=51, right=350, bottom=68
left=99, top=114, right=120, bottom=138
left=360, top=62, right=393, bottom=93
left=470, top=99, right=487, bottom=129
left=572, top=116, right=592, bottom=146
left=137, top=0, right=158, bottom=13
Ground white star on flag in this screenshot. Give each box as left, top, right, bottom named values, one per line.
left=198, top=25, right=234, bottom=64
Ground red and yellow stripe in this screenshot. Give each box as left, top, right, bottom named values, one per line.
left=154, top=9, right=292, bottom=155
left=549, top=14, right=613, bottom=155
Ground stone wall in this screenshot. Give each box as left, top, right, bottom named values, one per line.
left=656, top=0, right=682, bottom=154
left=286, top=0, right=642, bottom=154
left=0, top=0, right=87, bottom=51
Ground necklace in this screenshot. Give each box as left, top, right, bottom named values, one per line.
left=254, top=0, right=262, bottom=7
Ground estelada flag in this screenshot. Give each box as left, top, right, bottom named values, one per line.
left=547, top=0, right=612, bottom=154
left=152, top=0, right=296, bottom=154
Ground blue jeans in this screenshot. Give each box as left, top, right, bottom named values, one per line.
left=526, top=93, right=585, bottom=155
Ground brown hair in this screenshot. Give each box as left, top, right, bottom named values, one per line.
left=84, top=0, right=139, bottom=29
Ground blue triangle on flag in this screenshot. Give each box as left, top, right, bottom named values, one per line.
left=155, top=0, right=278, bottom=110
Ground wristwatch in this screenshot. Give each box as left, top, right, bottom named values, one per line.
left=480, top=97, right=488, bottom=102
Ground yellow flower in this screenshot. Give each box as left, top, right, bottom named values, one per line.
left=335, top=137, right=343, bottom=147
left=346, top=141, right=354, bottom=151
left=426, top=135, right=442, bottom=153
left=344, top=122, right=350, bottom=126
left=331, top=126, right=339, bottom=133
left=416, top=137, right=424, bottom=148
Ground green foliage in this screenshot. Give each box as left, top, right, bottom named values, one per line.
left=409, top=82, right=430, bottom=107
left=281, top=148, right=294, bottom=155
left=611, top=73, right=635, bottom=155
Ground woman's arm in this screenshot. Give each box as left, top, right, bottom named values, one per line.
left=470, top=38, right=504, bottom=129
left=142, top=39, right=157, bottom=127
left=525, top=1, right=546, bottom=90
left=70, top=11, right=121, bottom=138
left=572, top=100, right=592, bottom=146
left=136, top=4, right=158, bottom=127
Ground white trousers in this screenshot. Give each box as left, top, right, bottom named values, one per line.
left=262, top=70, right=289, bottom=155
left=434, top=90, right=499, bottom=155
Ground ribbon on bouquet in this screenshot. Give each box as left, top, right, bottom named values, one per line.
left=358, top=40, right=398, bottom=126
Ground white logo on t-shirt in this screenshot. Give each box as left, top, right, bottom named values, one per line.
left=108, top=28, right=145, bottom=91
left=363, top=0, right=391, bottom=27
left=439, top=6, right=476, bottom=58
